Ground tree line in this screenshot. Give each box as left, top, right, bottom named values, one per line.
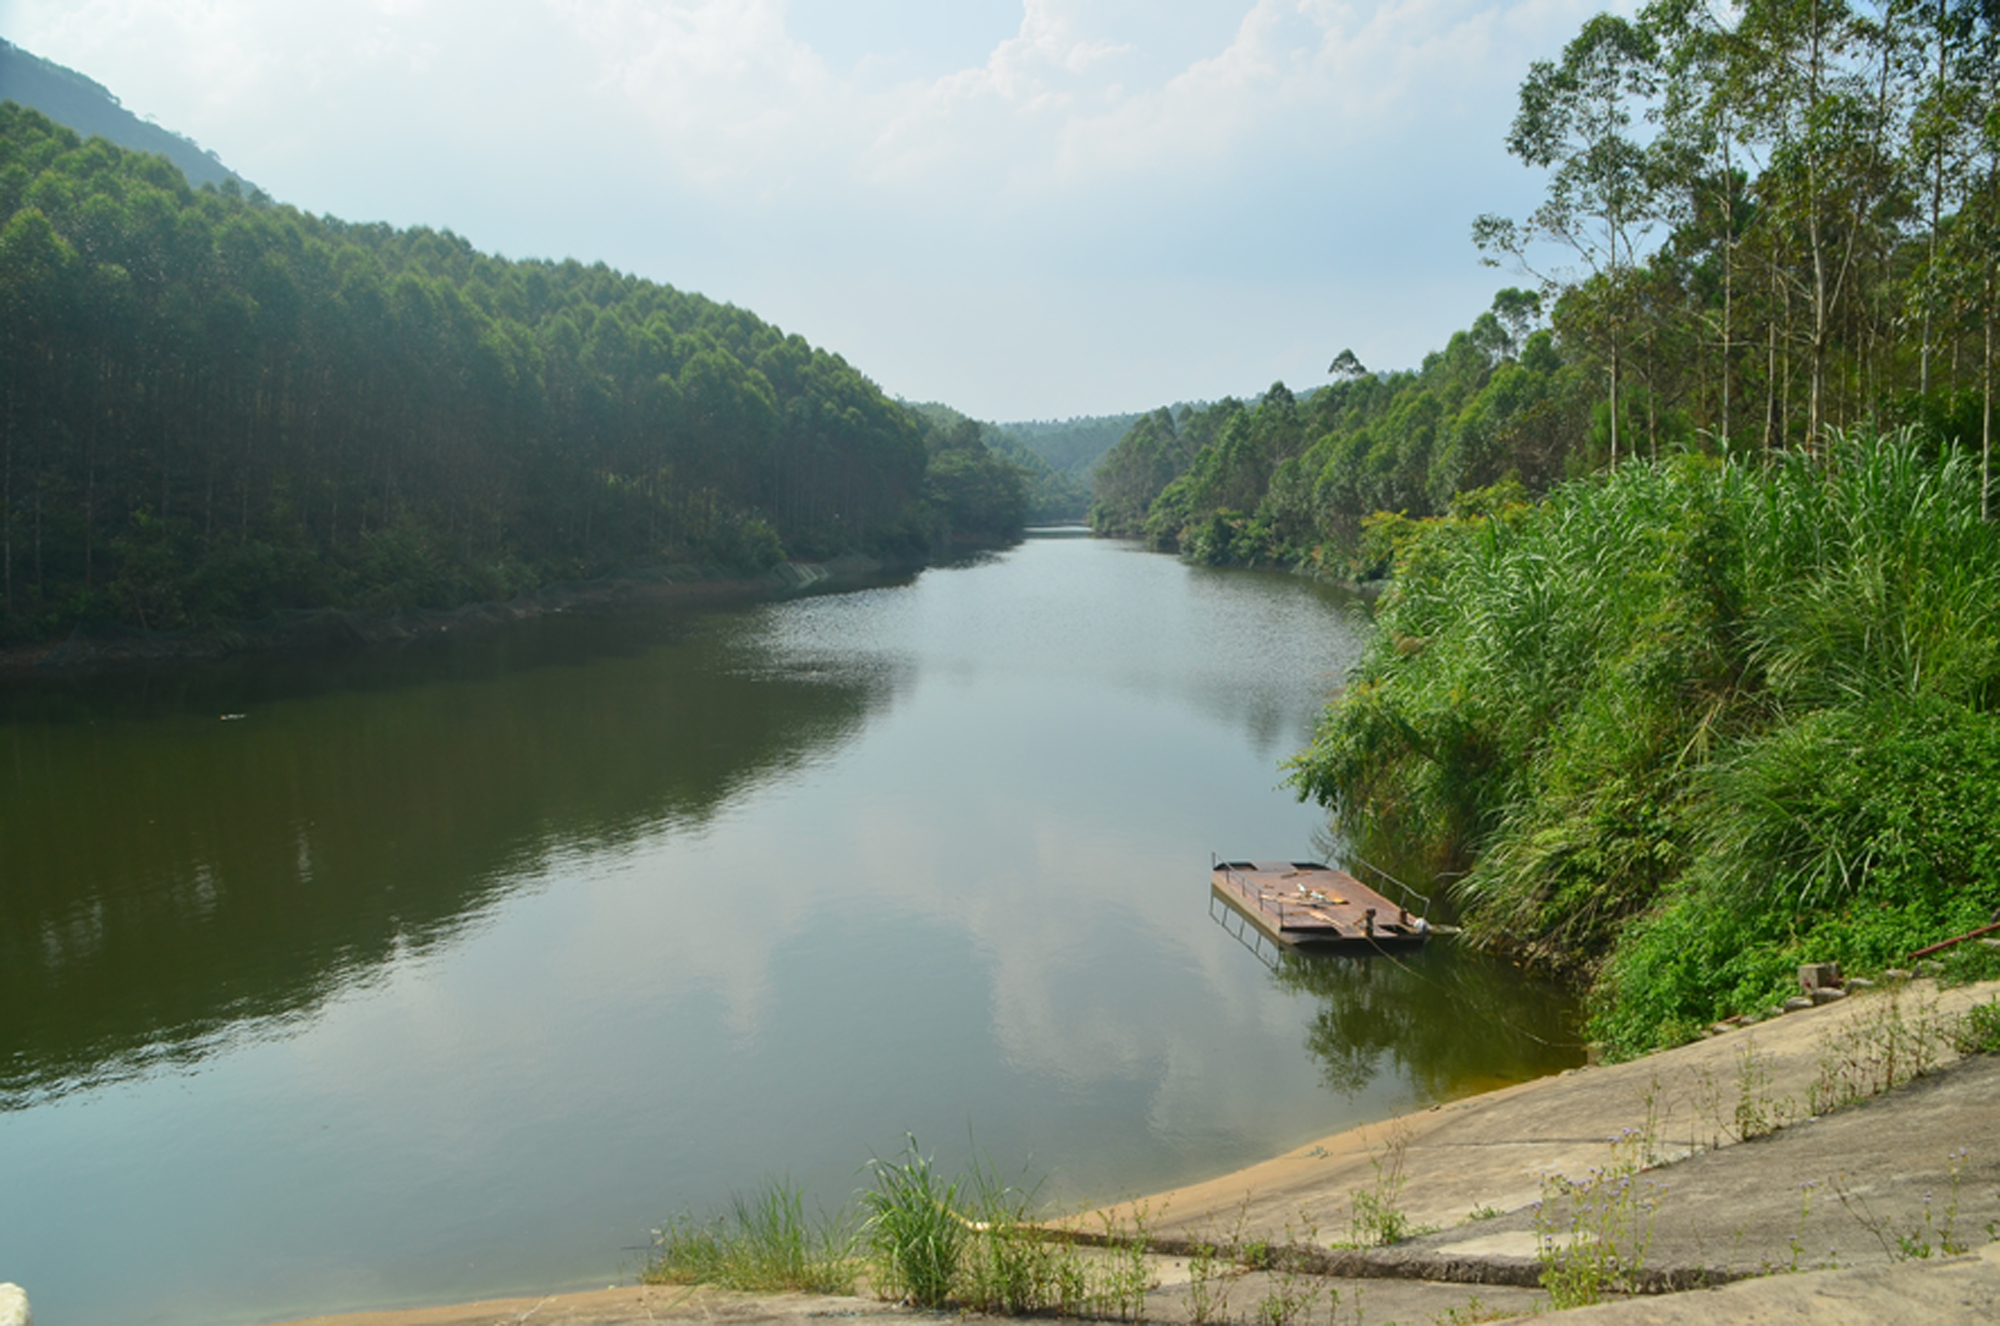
left=1095, top=0, right=1999, bottom=558
left=0, top=103, right=1024, bottom=644
left=1261, top=0, right=2000, bottom=1053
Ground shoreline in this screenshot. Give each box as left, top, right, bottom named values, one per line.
left=0, top=553, right=912, bottom=682
left=256, top=975, right=2000, bottom=1325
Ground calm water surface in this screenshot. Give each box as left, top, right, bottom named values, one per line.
left=0, top=535, right=1579, bottom=1325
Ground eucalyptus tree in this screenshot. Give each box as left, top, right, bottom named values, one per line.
left=1475, top=13, right=1665, bottom=469
left=1721, top=0, right=1912, bottom=444
left=1646, top=0, right=1762, bottom=444
left=1905, top=0, right=2000, bottom=512
left=0, top=104, right=974, bottom=642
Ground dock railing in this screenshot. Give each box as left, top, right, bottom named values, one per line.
left=1347, top=856, right=1433, bottom=925
left=1212, top=855, right=1433, bottom=930
left=1213, top=859, right=1304, bottom=927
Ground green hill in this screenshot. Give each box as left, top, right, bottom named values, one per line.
left=0, top=101, right=1020, bottom=646
left=0, top=38, right=248, bottom=190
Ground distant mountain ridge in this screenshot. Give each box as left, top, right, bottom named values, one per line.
left=0, top=36, right=248, bottom=190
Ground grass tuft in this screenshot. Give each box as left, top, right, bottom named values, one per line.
left=862, top=1136, right=965, bottom=1308
left=645, top=1177, right=856, bottom=1294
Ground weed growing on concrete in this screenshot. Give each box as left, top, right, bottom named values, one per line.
left=888, top=1148, right=1154, bottom=1318
left=954, top=1180, right=1067, bottom=1316
left=1185, top=1203, right=1257, bottom=1326
left=1533, top=1158, right=1662, bottom=1308
left=1344, top=1125, right=1429, bottom=1246
left=1091, top=1208, right=1155, bottom=1321
left=1635, top=1073, right=1667, bottom=1166
left=1787, top=1182, right=1815, bottom=1272
left=1732, top=1041, right=1786, bottom=1140
left=1430, top=1298, right=1517, bottom=1325
left=1186, top=1240, right=1233, bottom=1326
left=656, top=1144, right=1159, bottom=1317
left=1252, top=1262, right=1327, bottom=1326
left=1809, top=993, right=1952, bottom=1114
left=1950, top=999, right=2000, bottom=1055
left=1693, top=1041, right=1793, bottom=1146
left=646, top=1178, right=857, bottom=1294
left=1832, top=1149, right=1973, bottom=1262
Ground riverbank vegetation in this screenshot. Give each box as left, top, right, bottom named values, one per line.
left=1288, top=431, right=2000, bottom=1054
left=0, top=103, right=1026, bottom=646
left=1133, top=0, right=2000, bottom=1055
left=648, top=1141, right=1153, bottom=1317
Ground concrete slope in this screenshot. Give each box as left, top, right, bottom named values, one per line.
left=1097, top=977, right=2000, bottom=1266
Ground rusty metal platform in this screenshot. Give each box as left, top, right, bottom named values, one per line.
left=1210, top=860, right=1431, bottom=950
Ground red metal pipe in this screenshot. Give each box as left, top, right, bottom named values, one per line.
left=1908, top=919, right=2000, bottom=961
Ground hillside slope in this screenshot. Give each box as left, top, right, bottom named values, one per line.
left=0, top=37, right=247, bottom=190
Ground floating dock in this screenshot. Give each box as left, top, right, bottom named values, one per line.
left=1209, top=860, right=1431, bottom=950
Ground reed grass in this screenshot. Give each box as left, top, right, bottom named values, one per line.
left=1291, top=428, right=2000, bottom=1054
left=655, top=1139, right=1155, bottom=1317
left=861, top=1136, right=965, bottom=1308
left=645, top=1178, right=856, bottom=1294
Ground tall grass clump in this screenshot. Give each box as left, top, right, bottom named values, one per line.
left=863, top=1136, right=966, bottom=1308
left=653, top=1143, right=1153, bottom=1316
left=646, top=1178, right=857, bottom=1294
left=1291, top=429, right=2000, bottom=1054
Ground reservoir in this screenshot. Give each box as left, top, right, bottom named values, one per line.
left=0, top=534, right=1579, bottom=1325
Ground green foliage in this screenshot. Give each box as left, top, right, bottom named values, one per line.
left=1534, top=1162, right=1661, bottom=1309
left=0, top=103, right=979, bottom=644
left=906, top=402, right=1084, bottom=524
left=1089, top=403, right=1234, bottom=540
left=920, top=417, right=1030, bottom=545
left=1953, top=1001, right=2000, bottom=1055
left=646, top=1178, right=856, bottom=1295
left=1090, top=293, right=1590, bottom=567
left=863, top=1137, right=965, bottom=1308
left=1097, top=0, right=2000, bottom=576
left=1292, top=431, right=2000, bottom=1053
left=954, top=1165, right=1150, bottom=1320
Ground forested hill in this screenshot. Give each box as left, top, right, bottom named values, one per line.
left=0, top=39, right=246, bottom=190
left=0, top=102, right=1023, bottom=647
left=995, top=413, right=1138, bottom=479
left=906, top=400, right=1097, bottom=523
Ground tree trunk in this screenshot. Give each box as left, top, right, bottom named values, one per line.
left=1985, top=261, right=1994, bottom=522
left=1721, top=145, right=1735, bottom=446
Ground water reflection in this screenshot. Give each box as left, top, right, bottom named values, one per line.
left=1270, top=945, right=1584, bottom=1098
left=0, top=611, right=888, bottom=1107
left=0, top=539, right=1582, bottom=1326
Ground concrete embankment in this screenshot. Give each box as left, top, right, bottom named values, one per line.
left=266, top=978, right=2000, bottom=1326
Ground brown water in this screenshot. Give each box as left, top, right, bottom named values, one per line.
left=0, top=534, right=1579, bottom=1325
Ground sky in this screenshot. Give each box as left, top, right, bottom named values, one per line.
left=1, top=0, right=1618, bottom=420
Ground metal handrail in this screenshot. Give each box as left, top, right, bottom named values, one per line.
left=1345, top=855, right=1433, bottom=924
left=1214, top=855, right=1432, bottom=929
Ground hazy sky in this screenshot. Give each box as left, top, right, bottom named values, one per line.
left=2, top=0, right=1615, bottom=420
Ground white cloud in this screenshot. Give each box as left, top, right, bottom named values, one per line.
left=3, top=0, right=1612, bottom=415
